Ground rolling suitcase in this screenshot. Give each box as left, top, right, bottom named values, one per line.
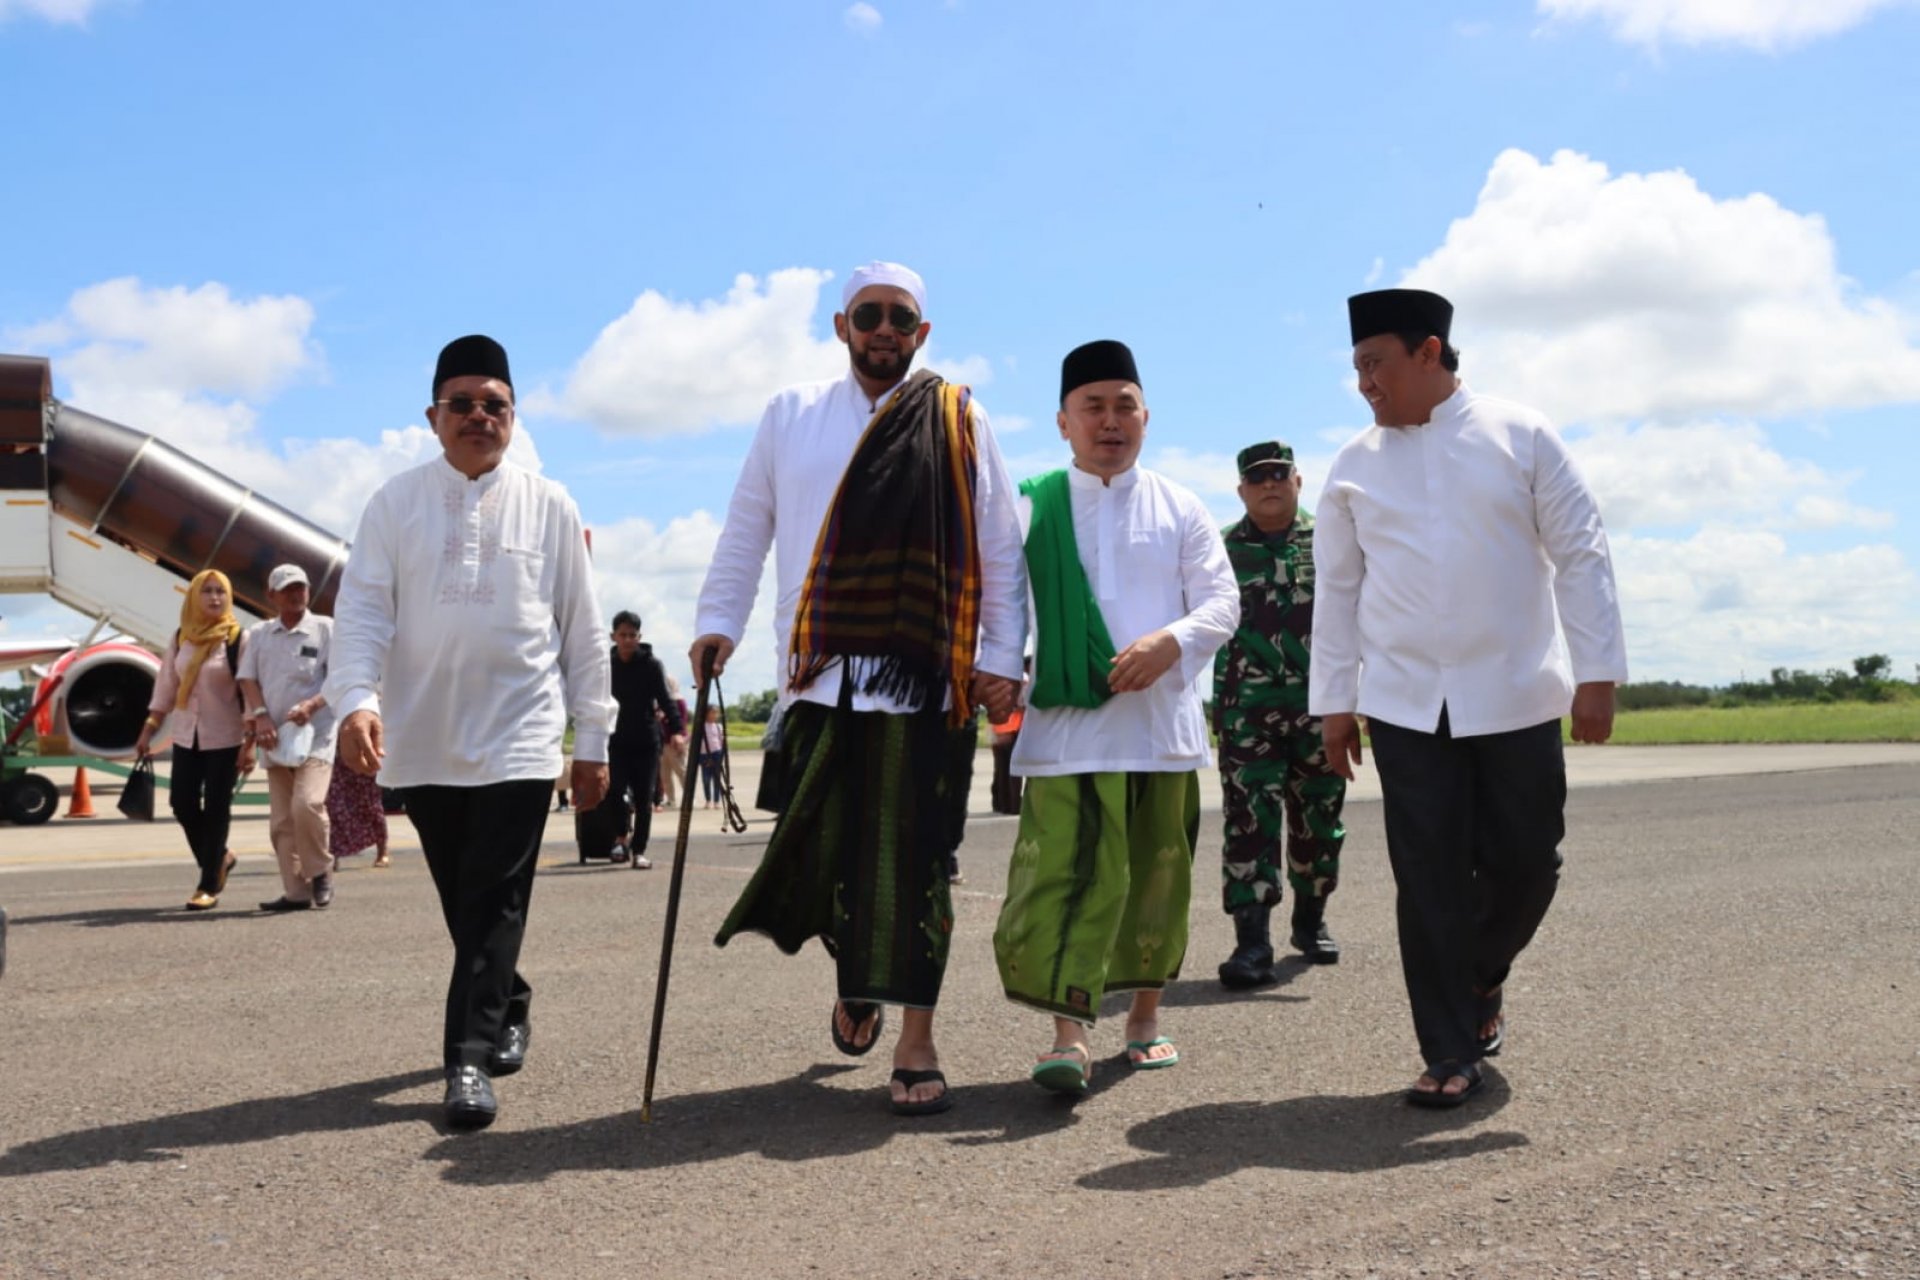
left=574, top=799, right=622, bottom=864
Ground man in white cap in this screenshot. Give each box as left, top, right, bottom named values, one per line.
left=691, top=262, right=1027, bottom=1117
left=239, top=562, right=337, bottom=912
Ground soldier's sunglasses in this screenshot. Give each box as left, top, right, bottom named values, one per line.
left=1242, top=464, right=1294, bottom=484
left=848, top=302, right=922, bottom=335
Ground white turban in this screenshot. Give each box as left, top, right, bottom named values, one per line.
left=840, top=261, right=927, bottom=314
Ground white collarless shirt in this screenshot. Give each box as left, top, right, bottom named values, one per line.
left=694, top=370, right=1028, bottom=710
left=1307, top=384, right=1628, bottom=738
left=1012, top=465, right=1240, bottom=777
left=325, top=456, right=615, bottom=788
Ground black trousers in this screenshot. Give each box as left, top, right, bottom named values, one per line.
left=1367, top=709, right=1565, bottom=1068
left=607, top=737, right=660, bottom=850
left=403, top=780, right=552, bottom=1071
left=169, top=742, right=239, bottom=893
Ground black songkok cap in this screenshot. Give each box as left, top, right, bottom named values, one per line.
left=1059, top=340, right=1142, bottom=403
left=1347, top=289, right=1453, bottom=347
left=433, top=334, right=513, bottom=395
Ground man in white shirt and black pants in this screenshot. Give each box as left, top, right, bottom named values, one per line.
left=328, top=335, right=614, bottom=1130
left=1310, top=289, right=1628, bottom=1108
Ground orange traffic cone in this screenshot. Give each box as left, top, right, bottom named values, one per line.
left=65, top=766, right=98, bottom=819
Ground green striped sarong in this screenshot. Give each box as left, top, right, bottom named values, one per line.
left=715, top=699, right=975, bottom=1008
left=993, top=771, right=1200, bottom=1023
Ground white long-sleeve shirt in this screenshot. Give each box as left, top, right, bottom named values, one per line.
left=324, top=456, right=615, bottom=788
left=693, top=370, right=1028, bottom=710
left=1012, top=464, right=1239, bottom=777
left=1307, top=384, right=1629, bottom=738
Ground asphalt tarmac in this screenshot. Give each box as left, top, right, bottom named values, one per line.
left=1, top=750, right=1916, bottom=1279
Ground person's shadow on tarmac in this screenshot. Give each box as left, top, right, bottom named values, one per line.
left=1077, top=1071, right=1526, bottom=1191
left=0, top=1070, right=445, bottom=1177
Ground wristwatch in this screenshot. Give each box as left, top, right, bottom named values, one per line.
left=247, top=706, right=269, bottom=719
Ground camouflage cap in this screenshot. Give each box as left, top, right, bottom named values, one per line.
left=1236, top=441, right=1295, bottom=475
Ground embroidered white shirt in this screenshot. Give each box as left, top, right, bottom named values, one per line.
left=325, top=456, right=615, bottom=788
left=1012, top=464, right=1240, bottom=777
left=1307, top=384, right=1629, bottom=738
left=694, top=370, right=1028, bottom=711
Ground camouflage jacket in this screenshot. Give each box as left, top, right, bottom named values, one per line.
left=1211, top=511, right=1316, bottom=730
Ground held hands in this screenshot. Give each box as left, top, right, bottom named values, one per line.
left=973, top=672, right=1021, bottom=722
left=1107, top=629, right=1182, bottom=694
left=689, top=634, right=733, bottom=682
left=338, top=710, right=385, bottom=777
left=570, top=760, right=609, bottom=812
left=1321, top=713, right=1363, bottom=782
left=1569, top=681, right=1616, bottom=744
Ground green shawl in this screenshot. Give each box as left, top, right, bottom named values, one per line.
left=1021, top=469, right=1115, bottom=709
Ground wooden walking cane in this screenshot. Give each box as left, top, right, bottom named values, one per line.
left=641, top=653, right=717, bottom=1122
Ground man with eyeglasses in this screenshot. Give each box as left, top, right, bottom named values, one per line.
left=692, top=262, right=1026, bottom=1117
left=328, top=334, right=614, bottom=1130
left=1212, top=441, right=1346, bottom=990
left=1311, top=288, right=1626, bottom=1108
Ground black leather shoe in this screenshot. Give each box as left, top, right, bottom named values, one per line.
left=444, top=1066, right=497, bottom=1130
left=311, top=874, right=334, bottom=909
left=1218, top=904, right=1278, bottom=989
left=258, top=896, right=313, bottom=913
left=488, top=1022, right=531, bottom=1076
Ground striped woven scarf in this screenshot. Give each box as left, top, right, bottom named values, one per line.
left=789, top=370, right=982, bottom=726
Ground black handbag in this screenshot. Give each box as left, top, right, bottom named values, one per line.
left=118, top=758, right=157, bottom=822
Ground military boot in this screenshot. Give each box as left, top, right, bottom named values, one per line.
left=1218, top=903, right=1278, bottom=989
left=1289, top=894, right=1340, bottom=964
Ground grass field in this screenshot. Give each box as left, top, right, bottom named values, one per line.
left=708, top=699, right=1920, bottom=748
left=1589, top=700, right=1920, bottom=744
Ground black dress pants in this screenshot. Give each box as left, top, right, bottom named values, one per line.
left=607, top=737, right=660, bottom=850
left=1367, top=709, right=1565, bottom=1068
left=403, top=780, right=552, bottom=1071
left=169, top=742, right=239, bottom=893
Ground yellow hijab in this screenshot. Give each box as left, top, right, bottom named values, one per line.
left=176, top=569, right=242, bottom=710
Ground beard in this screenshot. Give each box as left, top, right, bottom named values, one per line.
left=850, top=340, right=915, bottom=385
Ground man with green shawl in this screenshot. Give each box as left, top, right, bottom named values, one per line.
left=993, top=340, right=1239, bottom=1094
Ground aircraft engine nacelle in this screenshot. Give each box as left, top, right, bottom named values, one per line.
left=32, top=642, right=163, bottom=759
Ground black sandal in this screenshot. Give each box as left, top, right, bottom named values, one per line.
left=1406, top=1059, right=1485, bottom=1109
left=889, top=1068, right=951, bottom=1116
left=829, top=1001, right=884, bottom=1057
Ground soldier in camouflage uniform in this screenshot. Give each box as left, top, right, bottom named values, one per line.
left=1212, top=441, right=1347, bottom=987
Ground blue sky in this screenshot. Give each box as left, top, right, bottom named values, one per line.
left=3, top=0, right=1917, bottom=694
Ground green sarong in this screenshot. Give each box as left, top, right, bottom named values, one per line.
left=715, top=699, right=975, bottom=1008
left=993, top=771, right=1200, bottom=1023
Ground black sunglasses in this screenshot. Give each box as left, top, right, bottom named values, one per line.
left=436, top=395, right=513, bottom=419
left=1242, top=463, right=1295, bottom=483
left=848, top=302, right=922, bottom=335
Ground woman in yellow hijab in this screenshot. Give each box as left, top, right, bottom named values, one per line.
left=136, top=570, right=256, bottom=909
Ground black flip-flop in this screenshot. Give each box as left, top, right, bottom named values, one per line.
left=830, top=1001, right=884, bottom=1057
left=1406, top=1060, right=1485, bottom=1109
left=889, top=1068, right=951, bottom=1116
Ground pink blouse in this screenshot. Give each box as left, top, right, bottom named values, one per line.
left=148, top=635, right=249, bottom=751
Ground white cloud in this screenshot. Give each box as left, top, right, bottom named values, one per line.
left=1402, top=149, right=1920, bottom=425
left=588, top=510, right=781, bottom=694
left=546, top=267, right=997, bottom=438
left=1537, top=0, right=1910, bottom=50
left=1567, top=420, right=1892, bottom=532
left=14, top=277, right=521, bottom=542
left=1613, top=527, right=1915, bottom=682
left=0, top=0, right=113, bottom=24
left=843, top=2, right=882, bottom=34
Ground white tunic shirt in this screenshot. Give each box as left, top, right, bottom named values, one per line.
left=1307, top=384, right=1629, bottom=738
left=694, top=371, right=1028, bottom=710
left=325, top=456, right=615, bottom=788
left=1012, top=464, right=1239, bottom=777
left=238, top=611, right=336, bottom=764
